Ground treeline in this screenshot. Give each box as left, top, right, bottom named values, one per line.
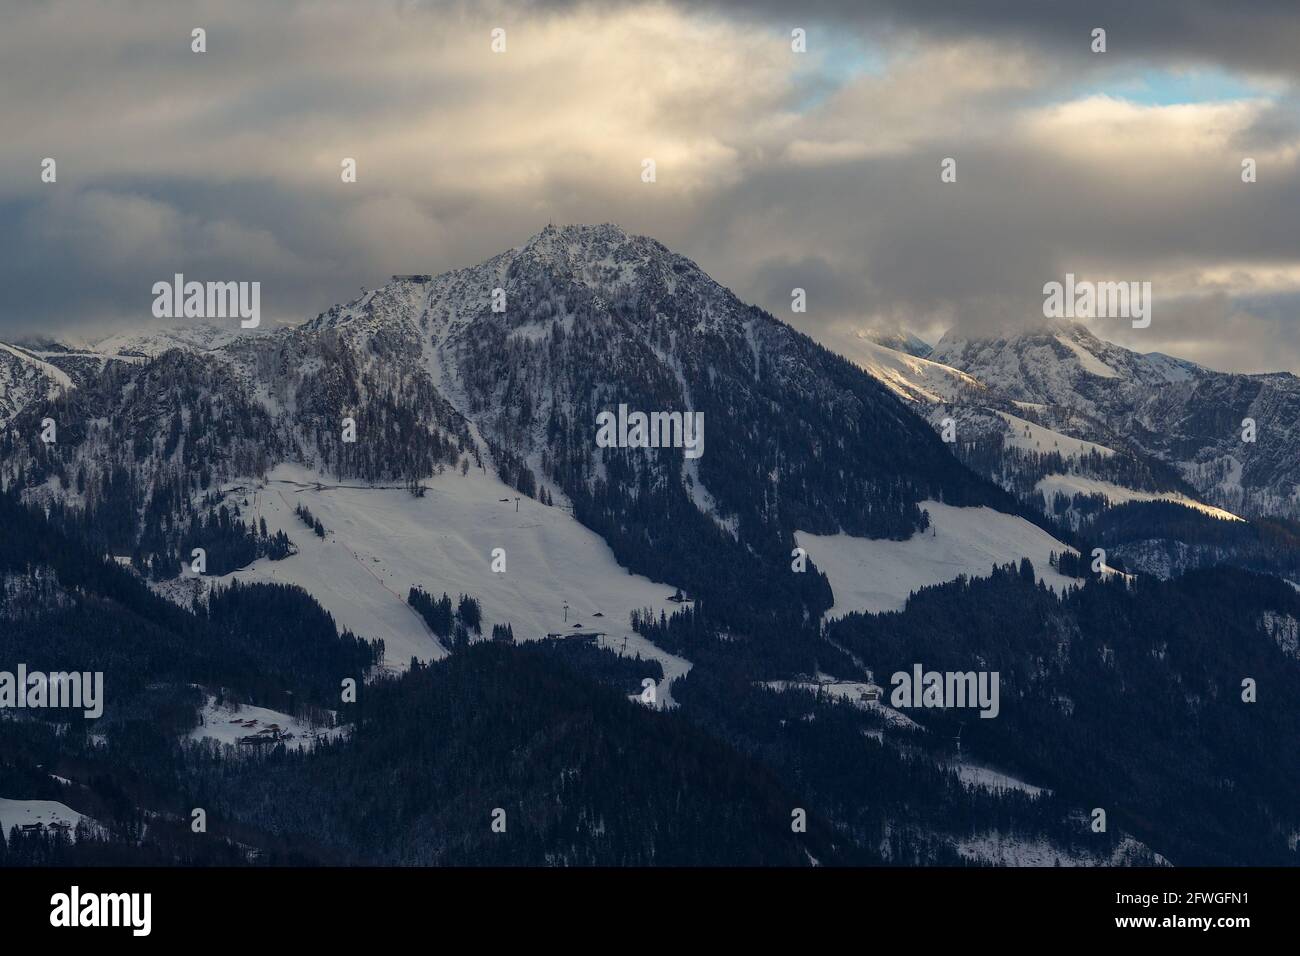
left=181, top=642, right=841, bottom=865
left=531, top=636, right=664, bottom=696
left=0, top=350, right=285, bottom=569
left=672, top=661, right=1135, bottom=866
left=0, top=491, right=379, bottom=779
left=953, top=421, right=1195, bottom=504
left=205, top=579, right=383, bottom=709
left=408, top=586, right=482, bottom=648
left=1083, top=500, right=1300, bottom=578
left=295, top=503, right=326, bottom=537
left=0, top=820, right=260, bottom=867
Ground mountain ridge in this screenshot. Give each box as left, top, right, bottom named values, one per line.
left=0, top=224, right=1020, bottom=636
left=833, top=319, right=1300, bottom=521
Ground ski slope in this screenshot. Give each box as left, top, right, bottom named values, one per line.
left=206, top=463, right=690, bottom=701
left=796, top=500, right=1082, bottom=618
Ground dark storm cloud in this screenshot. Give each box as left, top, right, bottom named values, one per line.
left=540, top=0, right=1300, bottom=81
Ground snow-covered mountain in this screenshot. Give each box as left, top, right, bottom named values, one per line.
left=0, top=224, right=1048, bottom=662
left=0, top=336, right=149, bottom=426
left=830, top=320, right=1299, bottom=523
left=929, top=322, right=1300, bottom=518
left=6, top=225, right=1293, bottom=622
left=78, top=323, right=259, bottom=359
left=4, top=227, right=1299, bottom=869
left=929, top=322, right=1196, bottom=401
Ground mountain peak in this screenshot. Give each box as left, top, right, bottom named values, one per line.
left=525, top=222, right=632, bottom=246
left=504, top=223, right=734, bottom=321
left=515, top=222, right=672, bottom=274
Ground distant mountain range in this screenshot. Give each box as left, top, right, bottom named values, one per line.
left=835, top=320, right=1300, bottom=524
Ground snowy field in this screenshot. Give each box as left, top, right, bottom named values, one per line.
left=188, top=694, right=346, bottom=749
left=1035, top=473, right=1242, bottom=521
left=796, top=500, right=1082, bottom=618
left=0, top=798, right=91, bottom=838
left=201, top=463, right=691, bottom=701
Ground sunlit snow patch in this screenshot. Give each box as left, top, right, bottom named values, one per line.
left=1035, top=473, right=1242, bottom=521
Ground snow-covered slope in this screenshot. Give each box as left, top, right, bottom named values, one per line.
left=1034, top=473, right=1242, bottom=521
left=188, top=462, right=691, bottom=702
left=828, top=329, right=983, bottom=403
left=0, top=328, right=205, bottom=425
left=996, top=410, right=1115, bottom=459
left=795, top=500, right=1083, bottom=618
left=189, top=693, right=346, bottom=748
left=928, top=321, right=1177, bottom=407
left=860, top=329, right=934, bottom=359
left=0, top=342, right=74, bottom=424
left=761, top=678, right=921, bottom=729
left=84, top=323, right=258, bottom=358
left=0, top=797, right=92, bottom=838
left=832, top=320, right=1300, bottom=523
left=4, top=225, right=1021, bottom=709
left=1053, top=331, right=1118, bottom=379
left=955, top=832, right=1168, bottom=867
left=929, top=321, right=1300, bottom=518
left=825, top=330, right=1135, bottom=475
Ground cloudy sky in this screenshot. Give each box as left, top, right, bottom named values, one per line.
left=2, top=0, right=1298, bottom=372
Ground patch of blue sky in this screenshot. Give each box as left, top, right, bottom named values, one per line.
left=788, top=31, right=888, bottom=112
left=1074, top=67, right=1276, bottom=106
